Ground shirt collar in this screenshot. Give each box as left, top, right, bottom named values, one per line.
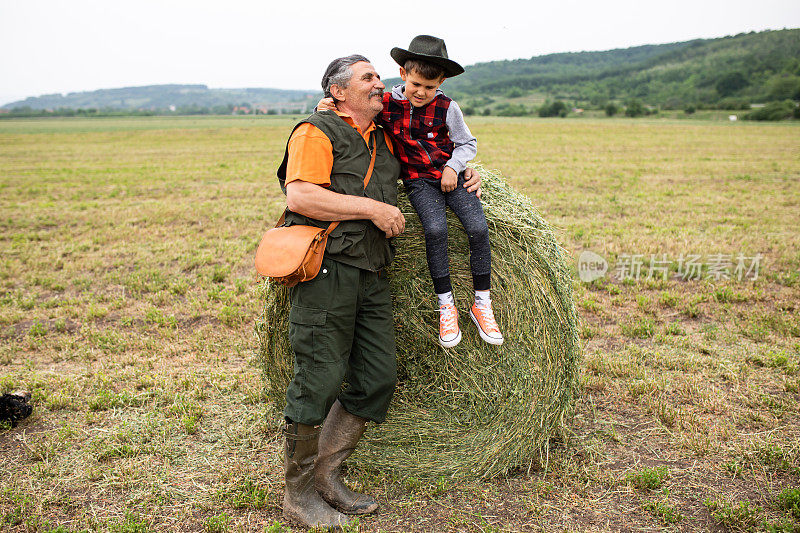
left=334, top=110, right=376, bottom=136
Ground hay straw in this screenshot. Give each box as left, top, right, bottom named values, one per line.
left=255, top=164, right=580, bottom=479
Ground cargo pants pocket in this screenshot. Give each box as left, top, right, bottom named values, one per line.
left=290, top=301, right=345, bottom=367
left=288, top=305, right=327, bottom=360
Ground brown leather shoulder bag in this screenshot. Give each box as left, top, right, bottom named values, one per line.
left=255, top=133, right=377, bottom=287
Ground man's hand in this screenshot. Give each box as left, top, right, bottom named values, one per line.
left=441, top=166, right=458, bottom=193
left=371, top=203, right=405, bottom=238
left=462, top=166, right=482, bottom=198
left=317, top=97, right=336, bottom=112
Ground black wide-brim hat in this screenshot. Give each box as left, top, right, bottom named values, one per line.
left=390, top=35, right=464, bottom=78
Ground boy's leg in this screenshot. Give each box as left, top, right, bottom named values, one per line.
left=404, top=178, right=461, bottom=347
left=405, top=178, right=451, bottom=293
left=444, top=172, right=491, bottom=292
left=445, top=172, right=503, bottom=345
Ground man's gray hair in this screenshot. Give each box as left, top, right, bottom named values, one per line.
left=321, top=54, right=370, bottom=99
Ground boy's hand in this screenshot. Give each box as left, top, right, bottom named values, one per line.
left=316, top=97, right=336, bottom=112
left=441, top=166, right=458, bottom=193
left=462, top=167, right=482, bottom=199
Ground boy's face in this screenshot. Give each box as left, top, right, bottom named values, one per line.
left=399, top=67, right=445, bottom=108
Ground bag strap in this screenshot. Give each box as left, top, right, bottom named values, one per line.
left=362, top=132, right=377, bottom=188
left=277, top=131, right=378, bottom=236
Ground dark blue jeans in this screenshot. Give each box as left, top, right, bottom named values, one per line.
left=404, top=172, right=491, bottom=293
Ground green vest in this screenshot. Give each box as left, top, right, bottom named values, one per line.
left=277, top=111, right=401, bottom=271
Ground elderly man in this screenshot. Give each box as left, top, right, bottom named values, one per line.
left=276, top=54, right=480, bottom=529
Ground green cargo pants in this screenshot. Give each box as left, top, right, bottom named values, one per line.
left=284, top=257, right=397, bottom=425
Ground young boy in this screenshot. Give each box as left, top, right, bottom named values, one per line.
left=320, top=35, right=502, bottom=348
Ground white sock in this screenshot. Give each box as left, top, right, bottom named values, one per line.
left=475, top=290, right=491, bottom=308
left=437, top=291, right=454, bottom=307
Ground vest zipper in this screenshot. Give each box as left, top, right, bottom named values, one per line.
left=408, top=102, right=433, bottom=168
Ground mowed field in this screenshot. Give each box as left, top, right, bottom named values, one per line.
left=1, top=115, right=798, bottom=532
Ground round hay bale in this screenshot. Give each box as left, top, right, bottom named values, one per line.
left=255, top=164, right=580, bottom=479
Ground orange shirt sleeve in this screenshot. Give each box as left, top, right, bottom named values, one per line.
left=285, top=123, right=333, bottom=187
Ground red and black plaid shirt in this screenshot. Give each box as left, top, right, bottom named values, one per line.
left=378, top=92, right=454, bottom=181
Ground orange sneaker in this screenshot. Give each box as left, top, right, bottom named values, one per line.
left=470, top=303, right=503, bottom=345
left=439, top=303, right=462, bottom=348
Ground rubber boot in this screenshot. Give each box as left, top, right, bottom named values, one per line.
left=315, top=401, right=379, bottom=514
left=282, top=421, right=351, bottom=530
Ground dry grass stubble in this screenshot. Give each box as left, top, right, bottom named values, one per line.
left=0, top=115, right=798, bottom=531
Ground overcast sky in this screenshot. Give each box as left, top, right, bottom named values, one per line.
left=2, top=0, right=799, bottom=105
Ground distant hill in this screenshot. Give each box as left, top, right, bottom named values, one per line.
left=390, top=28, right=800, bottom=110
left=2, top=84, right=321, bottom=112
left=5, top=28, right=798, bottom=116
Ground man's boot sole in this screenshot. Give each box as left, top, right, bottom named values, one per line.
left=283, top=508, right=350, bottom=531
left=330, top=498, right=379, bottom=515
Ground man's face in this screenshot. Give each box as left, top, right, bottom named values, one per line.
left=336, top=61, right=385, bottom=116
left=399, top=67, right=445, bottom=107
